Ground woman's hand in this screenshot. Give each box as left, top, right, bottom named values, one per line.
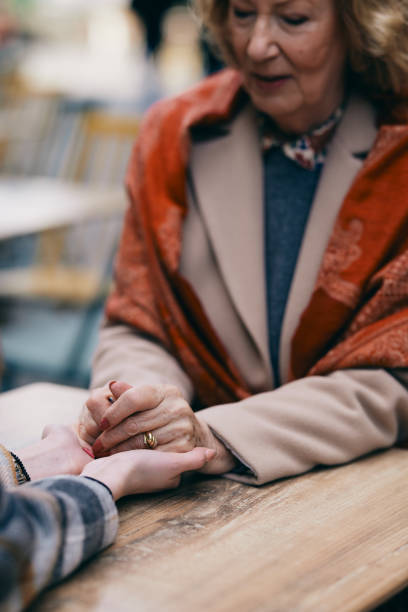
left=81, top=446, right=215, bottom=500
left=78, top=382, right=122, bottom=446
left=82, top=381, right=237, bottom=475
left=18, top=424, right=94, bottom=481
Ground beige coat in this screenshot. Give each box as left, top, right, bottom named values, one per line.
left=92, top=94, right=408, bottom=485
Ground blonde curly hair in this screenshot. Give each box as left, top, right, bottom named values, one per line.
left=192, top=0, right=408, bottom=94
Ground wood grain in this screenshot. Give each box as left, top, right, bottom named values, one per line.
left=29, top=449, right=408, bottom=612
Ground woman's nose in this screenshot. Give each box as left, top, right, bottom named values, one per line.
left=247, top=18, right=280, bottom=62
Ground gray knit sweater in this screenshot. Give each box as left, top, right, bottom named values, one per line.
left=264, top=148, right=322, bottom=385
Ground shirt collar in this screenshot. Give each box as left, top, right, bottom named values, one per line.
left=259, top=104, right=344, bottom=170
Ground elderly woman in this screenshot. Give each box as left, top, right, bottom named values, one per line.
left=80, top=0, right=408, bottom=485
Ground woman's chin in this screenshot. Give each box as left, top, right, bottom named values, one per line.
left=249, top=94, right=317, bottom=134
left=247, top=89, right=300, bottom=121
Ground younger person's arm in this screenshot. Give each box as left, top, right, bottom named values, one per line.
left=0, top=440, right=117, bottom=612
left=0, top=434, right=213, bottom=611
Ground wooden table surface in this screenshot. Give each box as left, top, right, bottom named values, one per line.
left=2, top=384, right=408, bottom=612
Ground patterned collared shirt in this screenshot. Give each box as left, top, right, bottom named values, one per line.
left=259, top=105, right=344, bottom=170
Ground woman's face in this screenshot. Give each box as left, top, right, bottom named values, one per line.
left=226, top=0, right=347, bottom=133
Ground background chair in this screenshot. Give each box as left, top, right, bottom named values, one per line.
left=0, top=101, right=140, bottom=390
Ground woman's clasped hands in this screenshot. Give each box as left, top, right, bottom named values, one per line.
left=79, top=381, right=237, bottom=476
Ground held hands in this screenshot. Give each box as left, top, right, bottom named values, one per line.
left=79, top=382, right=237, bottom=475
left=19, top=425, right=215, bottom=499
left=16, top=423, right=215, bottom=500
left=17, top=422, right=214, bottom=500
left=81, top=447, right=215, bottom=500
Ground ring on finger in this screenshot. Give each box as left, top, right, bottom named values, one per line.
left=143, top=431, right=158, bottom=449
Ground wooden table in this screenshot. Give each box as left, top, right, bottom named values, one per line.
left=1, top=383, right=408, bottom=612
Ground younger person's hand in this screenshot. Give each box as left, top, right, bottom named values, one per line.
left=81, top=446, right=215, bottom=500
left=18, top=424, right=94, bottom=481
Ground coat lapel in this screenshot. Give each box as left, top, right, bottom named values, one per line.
left=279, top=94, right=379, bottom=382
left=189, top=104, right=272, bottom=377
left=189, top=94, right=379, bottom=386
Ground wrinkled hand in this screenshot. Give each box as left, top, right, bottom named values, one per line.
left=79, top=381, right=236, bottom=475
left=81, top=447, right=215, bottom=500
left=78, top=382, right=116, bottom=446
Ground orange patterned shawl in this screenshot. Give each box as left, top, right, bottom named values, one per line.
left=106, top=68, right=408, bottom=408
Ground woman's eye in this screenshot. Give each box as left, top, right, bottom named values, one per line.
left=233, top=8, right=255, bottom=19
left=282, top=15, right=308, bottom=25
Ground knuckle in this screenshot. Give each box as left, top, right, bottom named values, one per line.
left=123, top=417, right=140, bottom=437
left=85, top=397, right=97, bottom=413
left=126, top=385, right=162, bottom=408
left=78, top=423, right=94, bottom=443
left=79, top=416, right=98, bottom=438
left=124, top=387, right=140, bottom=404
left=162, top=384, right=181, bottom=398
left=139, top=384, right=159, bottom=399
left=163, top=398, right=189, bottom=421
left=173, top=437, right=194, bottom=453
left=186, top=428, right=195, bottom=442
left=183, top=437, right=195, bottom=451
left=173, top=398, right=189, bottom=417
left=178, top=417, right=194, bottom=437
left=78, top=423, right=87, bottom=437
left=132, top=414, right=149, bottom=433
left=87, top=387, right=105, bottom=407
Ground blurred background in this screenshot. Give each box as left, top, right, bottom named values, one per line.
left=0, top=0, right=222, bottom=391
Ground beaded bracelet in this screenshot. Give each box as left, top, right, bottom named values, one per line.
left=10, top=452, right=31, bottom=485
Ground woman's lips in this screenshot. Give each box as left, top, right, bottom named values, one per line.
left=251, top=74, right=291, bottom=93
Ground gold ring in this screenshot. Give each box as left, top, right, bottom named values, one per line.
left=143, top=431, right=158, bottom=449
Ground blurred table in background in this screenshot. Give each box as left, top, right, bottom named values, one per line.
left=0, top=96, right=138, bottom=391
left=15, top=42, right=161, bottom=109
left=0, top=177, right=127, bottom=389
left=0, top=175, right=127, bottom=239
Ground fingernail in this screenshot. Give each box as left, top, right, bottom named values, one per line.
left=205, top=449, right=215, bottom=461
left=108, top=380, right=117, bottom=394
left=93, top=439, right=104, bottom=455
left=100, top=418, right=110, bottom=431
left=83, top=448, right=95, bottom=459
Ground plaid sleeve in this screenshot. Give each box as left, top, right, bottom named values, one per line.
left=0, top=475, right=118, bottom=611
left=0, top=445, right=20, bottom=487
